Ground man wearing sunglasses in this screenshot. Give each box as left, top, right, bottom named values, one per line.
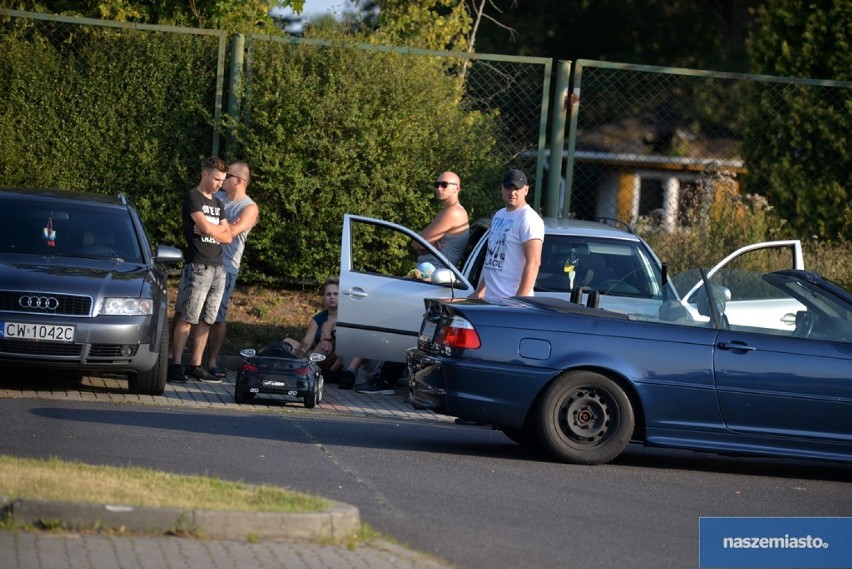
left=204, top=161, right=259, bottom=380
left=412, top=171, right=470, bottom=266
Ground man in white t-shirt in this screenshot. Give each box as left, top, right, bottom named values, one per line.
left=472, top=169, right=544, bottom=300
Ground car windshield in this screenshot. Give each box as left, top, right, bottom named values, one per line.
left=0, top=198, right=143, bottom=263
left=535, top=235, right=663, bottom=299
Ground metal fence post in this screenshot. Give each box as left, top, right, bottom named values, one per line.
left=561, top=62, right=583, bottom=219
left=546, top=60, right=572, bottom=218
left=226, top=33, right=245, bottom=155
left=213, top=32, right=227, bottom=156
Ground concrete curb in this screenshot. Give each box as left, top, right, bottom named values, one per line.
left=2, top=497, right=360, bottom=542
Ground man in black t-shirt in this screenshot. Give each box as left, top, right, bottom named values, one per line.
left=168, top=156, right=233, bottom=383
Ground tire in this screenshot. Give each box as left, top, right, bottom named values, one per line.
left=128, top=319, right=168, bottom=396
left=534, top=370, right=634, bottom=465
left=234, top=385, right=254, bottom=404
left=303, top=388, right=317, bottom=408
left=303, top=375, right=323, bottom=409
left=501, top=425, right=541, bottom=448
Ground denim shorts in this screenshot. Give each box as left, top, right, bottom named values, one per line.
left=175, top=263, right=227, bottom=325
left=215, top=271, right=238, bottom=323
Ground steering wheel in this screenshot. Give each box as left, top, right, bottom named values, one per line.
left=793, top=311, right=815, bottom=339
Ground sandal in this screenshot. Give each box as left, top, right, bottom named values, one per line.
left=208, top=367, right=227, bottom=379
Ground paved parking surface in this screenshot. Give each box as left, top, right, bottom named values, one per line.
left=0, top=369, right=457, bottom=569
left=0, top=369, right=453, bottom=424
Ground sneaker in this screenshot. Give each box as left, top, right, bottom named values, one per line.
left=167, top=363, right=186, bottom=383
left=208, top=367, right=227, bottom=379
left=354, top=380, right=396, bottom=395
left=185, top=365, right=221, bottom=383
left=338, top=369, right=356, bottom=390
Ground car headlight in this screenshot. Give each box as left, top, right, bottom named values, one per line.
left=100, top=298, right=154, bottom=316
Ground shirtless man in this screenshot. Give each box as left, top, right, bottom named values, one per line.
left=412, top=171, right=470, bottom=266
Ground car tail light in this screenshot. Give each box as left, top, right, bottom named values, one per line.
left=437, top=316, right=481, bottom=349
left=239, top=362, right=258, bottom=373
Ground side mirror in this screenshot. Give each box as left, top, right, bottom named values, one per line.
left=430, top=268, right=457, bottom=286
left=155, top=245, right=184, bottom=264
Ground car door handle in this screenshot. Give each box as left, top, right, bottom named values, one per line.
left=718, top=341, right=757, bottom=352
left=343, top=288, right=368, bottom=299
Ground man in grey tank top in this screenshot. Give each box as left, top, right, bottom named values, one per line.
left=413, top=170, right=470, bottom=266
left=205, top=161, right=259, bottom=379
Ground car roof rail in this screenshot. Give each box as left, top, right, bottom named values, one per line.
left=595, top=217, right=634, bottom=234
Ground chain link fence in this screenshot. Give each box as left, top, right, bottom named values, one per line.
left=0, top=9, right=226, bottom=180
left=241, top=34, right=551, bottom=202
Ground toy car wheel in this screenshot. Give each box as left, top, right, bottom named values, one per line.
left=303, top=389, right=316, bottom=408
left=234, top=385, right=254, bottom=404
left=303, top=376, right=323, bottom=409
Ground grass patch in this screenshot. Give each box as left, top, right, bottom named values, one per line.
left=0, top=455, right=331, bottom=513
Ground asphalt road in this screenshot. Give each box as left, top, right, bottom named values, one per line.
left=1, top=395, right=851, bottom=569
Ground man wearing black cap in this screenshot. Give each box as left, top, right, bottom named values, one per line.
left=471, top=168, right=544, bottom=300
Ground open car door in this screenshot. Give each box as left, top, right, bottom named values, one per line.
left=337, top=214, right=474, bottom=363
left=678, top=240, right=805, bottom=329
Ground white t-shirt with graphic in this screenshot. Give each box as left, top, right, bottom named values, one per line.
left=481, top=204, right=545, bottom=299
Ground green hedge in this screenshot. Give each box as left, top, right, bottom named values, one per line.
left=234, top=39, right=505, bottom=282
left=0, top=21, right=218, bottom=248
left=0, top=19, right=509, bottom=284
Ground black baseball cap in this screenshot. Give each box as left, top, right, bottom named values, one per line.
left=502, top=169, right=528, bottom=188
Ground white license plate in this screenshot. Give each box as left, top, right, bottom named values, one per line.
left=419, top=320, right=437, bottom=342
left=1, top=321, right=76, bottom=343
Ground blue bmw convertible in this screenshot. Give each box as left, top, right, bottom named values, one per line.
left=408, top=268, right=852, bottom=465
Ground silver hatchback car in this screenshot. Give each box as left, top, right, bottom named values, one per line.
left=336, top=214, right=804, bottom=364
left=0, top=189, right=183, bottom=394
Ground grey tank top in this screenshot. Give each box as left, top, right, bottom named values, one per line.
left=418, top=229, right=470, bottom=267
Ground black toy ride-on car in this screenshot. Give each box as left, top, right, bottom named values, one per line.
left=234, top=341, right=325, bottom=408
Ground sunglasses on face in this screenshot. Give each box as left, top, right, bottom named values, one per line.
left=434, top=181, right=458, bottom=189
left=226, top=173, right=245, bottom=182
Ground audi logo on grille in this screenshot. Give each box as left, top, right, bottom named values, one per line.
left=19, top=295, right=60, bottom=310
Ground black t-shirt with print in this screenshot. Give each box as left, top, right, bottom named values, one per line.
left=182, top=188, right=225, bottom=265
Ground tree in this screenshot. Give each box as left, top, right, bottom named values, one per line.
left=471, top=0, right=752, bottom=72
left=233, top=25, right=506, bottom=281
left=0, top=0, right=305, bottom=30
left=369, top=0, right=471, bottom=51
left=743, top=0, right=851, bottom=240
